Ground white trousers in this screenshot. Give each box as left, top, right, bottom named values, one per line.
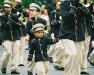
left=19, top=37, right=26, bottom=65
left=57, top=39, right=84, bottom=75
left=36, top=61, right=49, bottom=75
left=81, top=35, right=90, bottom=71
left=48, top=41, right=65, bottom=67
left=1, top=40, right=20, bottom=71
left=27, top=60, right=49, bottom=75
left=27, top=57, right=35, bottom=72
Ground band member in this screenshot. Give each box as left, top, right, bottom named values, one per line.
left=0, top=1, right=22, bottom=74
left=47, top=0, right=64, bottom=70
left=88, top=1, right=94, bottom=67
left=27, top=23, right=58, bottom=75
left=58, top=0, right=89, bottom=75
left=81, top=0, right=92, bottom=74
left=12, top=0, right=27, bottom=66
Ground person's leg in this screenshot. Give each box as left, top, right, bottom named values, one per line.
left=27, top=57, right=35, bottom=75
left=19, top=37, right=25, bottom=66
left=47, top=44, right=56, bottom=57
left=88, top=49, right=94, bottom=66
left=87, top=41, right=93, bottom=57
left=1, top=41, right=12, bottom=74
left=44, top=61, right=49, bottom=74
left=53, top=40, right=65, bottom=70
left=36, top=61, right=45, bottom=75
left=73, top=42, right=84, bottom=75
left=48, top=40, right=65, bottom=70
left=61, top=39, right=77, bottom=75
left=81, top=35, right=90, bottom=74
left=11, top=40, right=20, bottom=74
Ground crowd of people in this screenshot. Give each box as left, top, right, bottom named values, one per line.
left=0, top=0, right=94, bottom=75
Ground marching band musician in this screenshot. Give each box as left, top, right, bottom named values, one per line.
left=0, top=0, right=22, bottom=74
left=12, top=0, right=27, bottom=66
left=58, top=0, right=90, bottom=75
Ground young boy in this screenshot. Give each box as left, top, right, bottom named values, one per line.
left=27, top=23, right=58, bottom=75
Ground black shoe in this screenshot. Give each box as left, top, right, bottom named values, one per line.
left=54, top=65, right=65, bottom=71
left=81, top=71, right=89, bottom=75
left=88, top=58, right=94, bottom=66
left=59, top=67, right=65, bottom=71
left=18, top=64, right=24, bottom=66
left=48, top=57, right=53, bottom=63
left=11, top=70, right=20, bottom=74
left=25, top=47, right=30, bottom=50
left=28, top=71, right=33, bottom=75
left=1, top=67, right=6, bottom=74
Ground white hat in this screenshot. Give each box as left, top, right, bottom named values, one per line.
left=33, top=27, right=44, bottom=32
left=4, top=3, right=11, bottom=7
left=29, top=6, right=37, bottom=10
left=15, top=0, right=21, bottom=3
left=4, top=0, right=12, bottom=7
left=31, top=23, right=45, bottom=32
left=29, top=3, right=40, bottom=11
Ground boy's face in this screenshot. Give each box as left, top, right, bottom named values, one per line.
left=34, top=31, right=44, bottom=38
left=30, top=9, right=38, bottom=17
left=4, top=6, right=12, bottom=13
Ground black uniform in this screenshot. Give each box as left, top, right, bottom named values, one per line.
left=12, top=3, right=27, bottom=17
left=87, top=3, right=94, bottom=57
left=47, top=2, right=61, bottom=38
left=59, top=1, right=88, bottom=41
left=28, top=36, right=58, bottom=62
left=12, top=4, right=27, bottom=37
left=0, top=13, right=21, bottom=41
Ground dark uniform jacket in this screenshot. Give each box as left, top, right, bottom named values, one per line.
left=12, top=4, right=27, bottom=37
left=84, top=3, right=93, bottom=36
left=47, top=2, right=61, bottom=38
left=47, top=2, right=56, bottom=19
left=19, top=25, right=27, bottom=37
left=28, top=36, right=58, bottom=62
left=91, top=26, right=94, bottom=41
left=90, top=12, right=94, bottom=41
left=59, top=1, right=88, bottom=41
left=0, top=13, right=21, bottom=41
left=12, top=4, right=25, bottom=15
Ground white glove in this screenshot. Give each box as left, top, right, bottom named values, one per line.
left=92, top=41, right=94, bottom=48
left=51, top=33, right=55, bottom=39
